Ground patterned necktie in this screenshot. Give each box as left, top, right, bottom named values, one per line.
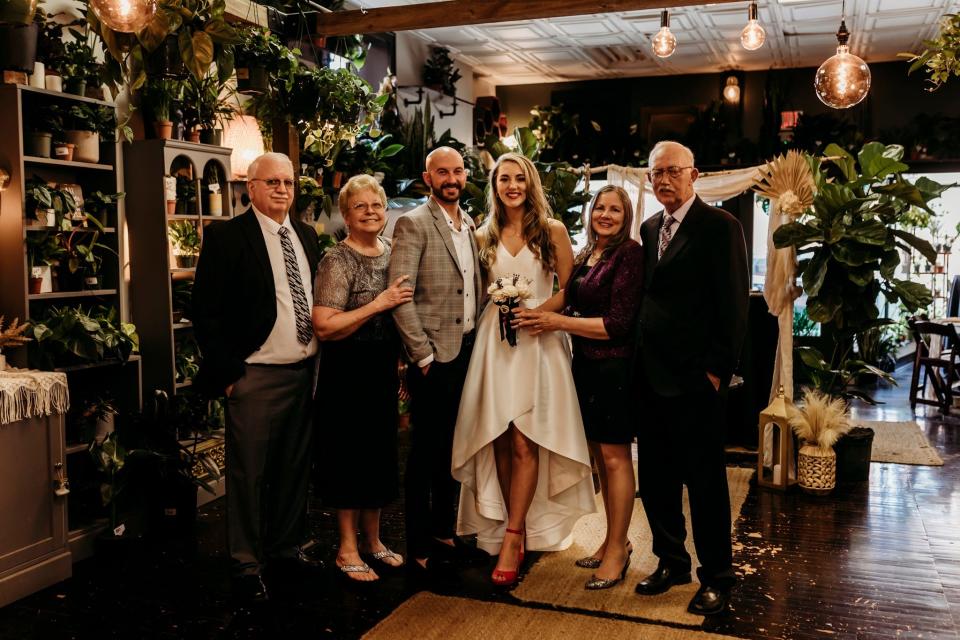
left=277, top=226, right=313, bottom=345
left=658, top=214, right=677, bottom=260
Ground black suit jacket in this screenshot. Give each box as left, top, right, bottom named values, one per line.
left=193, top=209, right=321, bottom=395
left=637, top=196, right=749, bottom=397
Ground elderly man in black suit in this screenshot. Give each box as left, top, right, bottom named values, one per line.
left=633, top=141, right=749, bottom=616
left=193, top=152, right=322, bottom=602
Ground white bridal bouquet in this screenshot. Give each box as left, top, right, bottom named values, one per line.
left=487, top=274, right=533, bottom=347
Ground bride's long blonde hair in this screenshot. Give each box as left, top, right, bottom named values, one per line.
left=478, top=153, right=555, bottom=270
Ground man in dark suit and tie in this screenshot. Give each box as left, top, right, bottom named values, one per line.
left=193, top=152, right=322, bottom=602
left=633, top=141, right=749, bottom=616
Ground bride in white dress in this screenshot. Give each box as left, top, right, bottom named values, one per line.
left=451, top=153, right=595, bottom=586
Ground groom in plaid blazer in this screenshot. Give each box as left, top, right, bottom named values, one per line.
left=389, top=146, right=487, bottom=571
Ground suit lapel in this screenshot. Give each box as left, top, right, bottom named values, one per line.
left=239, top=209, right=272, bottom=277
left=429, top=199, right=463, bottom=272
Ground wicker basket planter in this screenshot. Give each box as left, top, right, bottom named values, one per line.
left=798, top=444, right=836, bottom=495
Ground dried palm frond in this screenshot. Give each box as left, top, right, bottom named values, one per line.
left=753, top=150, right=815, bottom=218
left=787, top=388, right=852, bottom=452
left=0, top=316, right=32, bottom=350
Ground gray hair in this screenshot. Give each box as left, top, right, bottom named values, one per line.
left=338, top=174, right=387, bottom=217
left=648, top=141, right=695, bottom=168
left=247, top=152, right=294, bottom=179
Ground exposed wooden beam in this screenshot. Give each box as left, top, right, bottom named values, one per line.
left=316, top=0, right=742, bottom=36
left=225, top=0, right=269, bottom=26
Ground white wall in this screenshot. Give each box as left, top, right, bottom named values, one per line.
left=395, top=32, right=475, bottom=145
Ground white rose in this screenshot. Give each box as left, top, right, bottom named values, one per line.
left=487, top=283, right=498, bottom=294
left=501, top=285, right=519, bottom=298
left=779, top=191, right=801, bottom=216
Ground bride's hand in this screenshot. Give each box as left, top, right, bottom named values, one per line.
left=514, top=309, right=564, bottom=336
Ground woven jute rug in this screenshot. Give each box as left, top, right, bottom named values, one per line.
left=511, top=467, right=754, bottom=626
left=857, top=420, right=943, bottom=466
left=362, top=593, right=742, bottom=640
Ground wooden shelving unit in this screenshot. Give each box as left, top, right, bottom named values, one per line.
left=124, top=139, right=234, bottom=402
left=0, top=84, right=143, bottom=594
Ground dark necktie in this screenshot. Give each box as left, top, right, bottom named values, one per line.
left=277, top=226, right=313, bottom=345
left=658, top=214, right=677, bottom=260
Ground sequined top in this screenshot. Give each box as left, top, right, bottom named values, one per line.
left=565, top=239, right=644, bottom=360
left=313, top=238, right=395, bottom=342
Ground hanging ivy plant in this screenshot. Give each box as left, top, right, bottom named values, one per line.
left=901, top=13, right=960, bottom=91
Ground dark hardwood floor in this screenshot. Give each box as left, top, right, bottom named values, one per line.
left=0, top=366, right=957, bottom=639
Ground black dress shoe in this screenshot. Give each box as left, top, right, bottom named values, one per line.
left=687, top=585, right=731, bottom=616
left=634, top=565, right=692, bottom=596
left=232, top=574, right=269, bottom=603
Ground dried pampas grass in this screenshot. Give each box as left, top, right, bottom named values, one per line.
left=787, top=388, right=852, bottom=452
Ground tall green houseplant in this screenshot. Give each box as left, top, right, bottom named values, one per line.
left=773, top=142, right=952, bottom=402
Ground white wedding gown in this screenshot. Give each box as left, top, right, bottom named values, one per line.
left=451, top=243, right=596, bottom=554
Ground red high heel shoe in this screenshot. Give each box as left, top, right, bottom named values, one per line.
left=491, top=527, right=525, bottom=587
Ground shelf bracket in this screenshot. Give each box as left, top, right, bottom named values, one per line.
left=403, top=86, right=425, bottom=108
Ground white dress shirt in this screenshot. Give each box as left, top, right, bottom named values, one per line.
left=417, top=199, right=477, bottom=368
left=661, top=193, right=697, bottom=239
left=245, top=207, right=319, bottom=364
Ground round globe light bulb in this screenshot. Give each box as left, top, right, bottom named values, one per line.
left=741, top=20, right=766, bottom=50
left=723, top=77, right=740, bottom=103
left=89, top=0, right=157, bottom=33
left=652, top=27, right=677, bottom=58
left=814, top=44, right=871, bottom=109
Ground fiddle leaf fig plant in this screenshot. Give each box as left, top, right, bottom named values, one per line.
left=773, top=142, right=954, bottom=402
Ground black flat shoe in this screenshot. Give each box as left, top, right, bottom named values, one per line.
left=687, top=585, right=731, bottom=616
left=232, top=574, right=269, bottom=603
left=634, top=565, right=692, bottom=596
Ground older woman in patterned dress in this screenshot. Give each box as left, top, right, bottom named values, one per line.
left=312, top=174, right=413, bottom=582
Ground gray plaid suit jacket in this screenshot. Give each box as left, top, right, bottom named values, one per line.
left=389, top=198, right=484, bottom=364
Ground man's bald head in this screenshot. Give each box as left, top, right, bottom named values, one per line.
left=423, top=146, right=466, bottom=205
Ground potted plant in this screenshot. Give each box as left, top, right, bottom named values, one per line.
left=422, top=46, right=461, bottom=96
left=168, top=220, right=200, bottom=268
left=0, top=0, right=41, bottom=73
left=84, top=190, right=124, bottom=227
left=164, top=175, right=177, bottom=215
left=26, top=231, right=65, bottom=293
left=204, top=164, right=223, bottom=215
left=56, top=29, right=100, bottom=96
left=175, top=338, right=200, bottom=383
left=234, top=26, right=275, bottom=95
left=787, top=388, right=853, bottom=494
left=25, top=176, right=75, bottom=228
left=25, top=103, right=63, bottom=158
left=182, top=72, right=236, bottom=145
left=0, top=316, right=31, bottom=371
left=142, top=78, right=180, bottom=140
left=28, top=304, right=138, bottom=369
left=60, top=223, right=117, bottom=290
left=65, top=104, right=101, bottom=163
left=174, top=174, right=197, bottom=215
left=79, top=396, right=118, bottom=444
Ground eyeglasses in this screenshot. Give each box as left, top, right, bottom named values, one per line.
left=251, top=178, right=295, bottom=190
left=648, top=166, right=693, bottom=181
left=351, top=202, right=385, bottom=213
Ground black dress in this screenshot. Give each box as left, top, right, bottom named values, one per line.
left=313, top=238, right=399, bottom=509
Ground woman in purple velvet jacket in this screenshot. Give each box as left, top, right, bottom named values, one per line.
left=515, top=185, right=644, bottom=591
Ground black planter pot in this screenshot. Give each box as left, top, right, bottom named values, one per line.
left=57, top=269, right=84, bottom=292
left=63, top=78, right=86, bottom=97
left=237, top=63, right=269, bottom=95
left=199, top=129, right=222, bottom=146
left=0, top=22, right=38, bottom=72
left=147, top=35, right=187, bottom=78
left=835, top=426, right=875, bottom=483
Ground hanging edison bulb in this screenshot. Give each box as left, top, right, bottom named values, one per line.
left=740, top=2, right=766, bottom=50
left=814, top=20, right=871, bottom=109
left=89, top=0, right=157, bottom=33
left=652, top=9, right=677, bottom=58
left=723, top=76, right=741, bottom=103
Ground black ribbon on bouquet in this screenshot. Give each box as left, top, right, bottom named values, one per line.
left=498, top=300, right=520, bottom=347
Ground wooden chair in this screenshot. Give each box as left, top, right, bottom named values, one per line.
left=908, top=319, right=960, bottom=413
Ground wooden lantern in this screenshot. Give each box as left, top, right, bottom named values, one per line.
left=757, top=386, right=797, bottom=491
